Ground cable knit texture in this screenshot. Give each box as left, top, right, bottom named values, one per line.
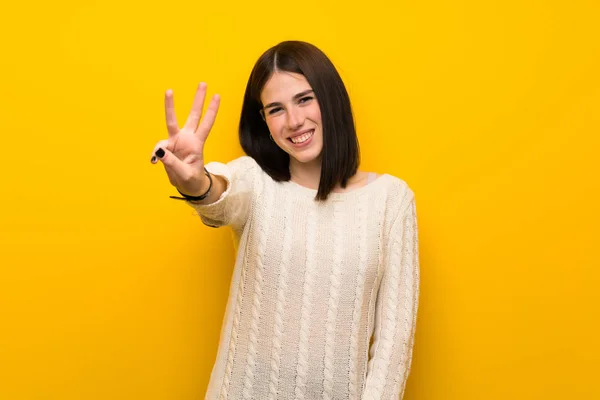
left=185, top=156, right=420, bottom=400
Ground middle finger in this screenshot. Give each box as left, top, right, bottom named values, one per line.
left=183, top=82, right=208, bottom=132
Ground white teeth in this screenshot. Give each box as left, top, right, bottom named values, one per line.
left=291, top=130, right=314, bottom=144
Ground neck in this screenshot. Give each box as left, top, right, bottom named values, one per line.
left=289, top=156, right=322, bottom=190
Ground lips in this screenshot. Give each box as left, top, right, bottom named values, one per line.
left=288, top=129, right=314, bottom=139
left=288, top=129, right=314, bottom=144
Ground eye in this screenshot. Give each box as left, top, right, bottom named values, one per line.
left=299, top=96, right=313, bottom=104
left=268, top=107, right=283, bottom=115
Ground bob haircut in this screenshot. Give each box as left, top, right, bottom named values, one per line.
left=238, top=40, right=360, bottom=201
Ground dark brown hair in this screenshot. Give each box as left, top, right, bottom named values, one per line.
left=238, top=40, right=360, bottom=201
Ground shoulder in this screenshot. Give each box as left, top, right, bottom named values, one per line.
left=203, top=156, right=263, bottom=187
left=377, top=173, right=416, bottom=230
left=381, top=173, right=415, bottom=209
left=212, top=155, right=263, bottom=180
left=226, top=155, right=260, bottom=171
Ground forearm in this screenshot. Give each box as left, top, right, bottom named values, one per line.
left=363, top=196, right=420, bottom=399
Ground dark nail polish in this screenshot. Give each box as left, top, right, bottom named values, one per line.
left=151, top=156, right=157, bottom=163
left=155, top=148, right=165, bottom=158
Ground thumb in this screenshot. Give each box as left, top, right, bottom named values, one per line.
left=154, top=146, right=190, bottom=180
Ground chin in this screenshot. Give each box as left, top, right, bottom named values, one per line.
left=288, top=147, right=322, bottom=164
left=284, top=137, right=323, bottom=165
left=292, top=154, right=320, bottom=164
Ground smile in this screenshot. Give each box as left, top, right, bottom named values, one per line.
left=289, top=129, right=314, bottom=144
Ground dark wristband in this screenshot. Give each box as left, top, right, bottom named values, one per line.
left=169, top=167, right=213, bottom=201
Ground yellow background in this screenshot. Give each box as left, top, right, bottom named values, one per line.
left=1, top=0, right=599, bottom=399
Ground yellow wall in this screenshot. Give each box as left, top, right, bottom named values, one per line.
left=1, top=1, right=598, bottom=399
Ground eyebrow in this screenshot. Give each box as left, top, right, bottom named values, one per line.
left=262, top=90, right=314, bottom=109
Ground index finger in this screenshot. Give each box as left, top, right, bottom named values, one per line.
left=165, top=89, right=179, bottom=137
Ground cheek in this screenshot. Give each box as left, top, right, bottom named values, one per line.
left=311, top=105, right=323, bottom=124
left=266, top=119, right=284, bottom=140
left=265, top=120, right=277, bottom=134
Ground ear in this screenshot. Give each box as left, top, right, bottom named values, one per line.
left=259, top=109, right=266, bottom=121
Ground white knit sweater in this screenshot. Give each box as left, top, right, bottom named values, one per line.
left=185, top=156, right=420, bottom=400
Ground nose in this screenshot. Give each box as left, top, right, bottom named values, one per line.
left=286, top=106, right=305, bottom=130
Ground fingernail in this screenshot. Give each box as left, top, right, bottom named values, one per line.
left=155, top=148, right=165, bottom=158
left=151, top=156, right=157, bottom=163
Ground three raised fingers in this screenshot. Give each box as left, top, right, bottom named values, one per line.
left=165, top=83, right=220, bottom=138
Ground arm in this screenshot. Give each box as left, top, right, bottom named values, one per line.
left=152, top=84, right=253, bottom=229
left=177, top=167, right=228, bottom=206
left=182, top=156, right=257, bottom=230
left=362, top=194, right=420, bottom=399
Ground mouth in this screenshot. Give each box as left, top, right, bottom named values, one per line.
left=288, top=129, right=315, bottom=145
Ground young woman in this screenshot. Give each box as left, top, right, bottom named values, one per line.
left=150, top=41, right=420, bottom=400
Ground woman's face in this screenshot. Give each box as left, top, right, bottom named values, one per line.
left=260, top=71, right=323, bottom=165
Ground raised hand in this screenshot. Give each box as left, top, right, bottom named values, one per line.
left=150, top=82, right=221, bottom=196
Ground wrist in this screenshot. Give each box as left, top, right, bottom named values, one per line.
left=181, top=174, right=211, bottom=197
left=169, top=168, right=213, bottom=202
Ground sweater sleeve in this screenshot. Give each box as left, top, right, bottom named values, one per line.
left=183, top=156, right=257, bottom=230
left=362, top=193, right=420, bottom=400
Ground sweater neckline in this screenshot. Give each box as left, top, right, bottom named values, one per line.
left=282, top=173, right=392, bottom=200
